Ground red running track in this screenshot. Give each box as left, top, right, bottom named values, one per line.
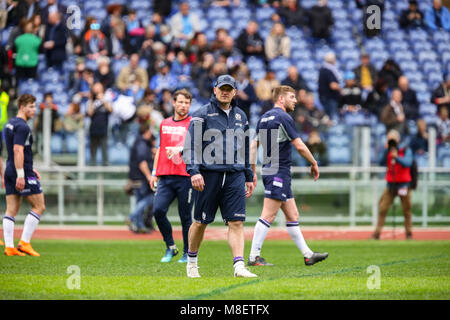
left=2, top=226, right=450, bottom=241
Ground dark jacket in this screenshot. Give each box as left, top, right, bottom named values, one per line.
left=43, top=22, right=67, bottom=66
left=129, top=134, right=154, bottom=181
left=183, top=95, right=253, bottom=182
left=41, top=3, right=67, bottom=25
left=401, top=88, right=419, bottom=120
left=308, top=5, right=334, bottom=39
left=399, top=8, right=424, bottom=28
left=353, top=64, right=378, bottom=87
left=278, top=5, right=308, bottom=27
left=236, top=30, right=265, bottom=58
left=281, top=74, right=310, bottom=92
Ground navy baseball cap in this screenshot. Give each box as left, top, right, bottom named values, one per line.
left=215, top=75, right=236, bottom=89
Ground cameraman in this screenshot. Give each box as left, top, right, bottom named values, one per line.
left=373, top=129, right=413, bottom=240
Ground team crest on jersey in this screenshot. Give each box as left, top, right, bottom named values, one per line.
left=25, top=133, right=31, bottom=146
left=235, top=113, right=241, bottom=121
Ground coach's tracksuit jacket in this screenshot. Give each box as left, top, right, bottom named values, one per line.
left=183, top=95, right=253, bottom=183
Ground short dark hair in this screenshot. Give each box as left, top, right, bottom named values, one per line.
left=17, top=94, right=36, bottom=108
left=173, top=89, right=192, bottom=102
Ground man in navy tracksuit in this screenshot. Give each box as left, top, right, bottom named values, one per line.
left=183, top=75, right=257, bottom=278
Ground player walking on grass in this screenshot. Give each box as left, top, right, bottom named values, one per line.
left=183, top=75, right=257, bottom=278
left=150, top=89, right=196, bottom=263
left=248, top=86, right=328, bottom=267
left=2, top=94, right=44, bottom=256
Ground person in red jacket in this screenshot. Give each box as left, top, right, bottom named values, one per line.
left=373, top=129, right=413, bottom=240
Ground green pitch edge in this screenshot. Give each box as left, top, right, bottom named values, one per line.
left=185, top=254, right=447, bottom=300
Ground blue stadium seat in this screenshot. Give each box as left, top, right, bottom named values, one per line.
left=415, top=153, right=429, bottom=168
left=109, top=144, right=130, bottom=165
left=65, top=133, right=79, bottom=154
left=389, top=41, right=409, bottom=53
left=432, top=31, right=450, bottom=43
left=399, top=60, right=418, bottom=73
left=51, top=134, right=64, bottom=154
left=211, top=18, right=233, bottom=31
left=207, top=7, right=228, bottom=19
left=417, top=92, right=431, bottom=104
left=255, top=7, right=275, bottom=21
left=393, top=50, right=413, bottom=62
left=422, top=114, right=438, bottom=126
left=328, top=135, right=350, bottom=147
left=408, top=29, right=428, bottom=42
left=269, top=57, right=291, bottom=72
left=231, top=7, right=251, bottom=20
left=344, top=113, right=370, bottom=126
left=40, top=69, right=62, bottom=83
left=328, top=146, right=351, bottom=164
left=18, top=79, right=40, bottom=94
left=418, top=50, right=438, bottom=63
left=419, top=103, right=437, bottom=116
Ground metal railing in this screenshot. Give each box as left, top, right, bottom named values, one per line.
left=5, top=165, right=447, bottom=227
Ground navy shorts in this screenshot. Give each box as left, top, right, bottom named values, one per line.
left=193, top=171, right=246, bottom=225
left=262, top=173, right=293, bottom=202
left=5, top=170, right=42, bottom=196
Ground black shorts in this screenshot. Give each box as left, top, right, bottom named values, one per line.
left=193, top=171, right=246, bottom=225
left=5, top=170, right=42, bottom=196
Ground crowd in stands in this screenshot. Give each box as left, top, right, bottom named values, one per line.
left=0, top=0, right=449, bottom=167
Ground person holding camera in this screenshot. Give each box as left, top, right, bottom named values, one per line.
left=373, top=129, right=414, bottom=240
left=87, top=82, right=112, bottom=166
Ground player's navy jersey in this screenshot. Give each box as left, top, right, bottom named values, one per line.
left=255, top=107, right=299, bottom=175
left=4, top=117, right=34, bottom=174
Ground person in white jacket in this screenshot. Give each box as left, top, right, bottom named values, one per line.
left=169, top=2, right=200, bottom=44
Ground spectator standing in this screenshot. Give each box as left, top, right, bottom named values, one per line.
left=87, top=82, right=112, bottom=166
left=424, top=0, right=450, bottom=31
left=410, top=119, right=428, bottom=156
left=41, top=0, right=66, bottom=25
left=373, top=129, right=414, bottom=240
left=318, top=52, right=341, bottom=121
left=400, top=0, right=425, bottom=29
left=153, top=0, right=172, bottom=17
left=169, top=1, right=200, bottom=45
left=278, top=0, right=308, bottom=28
left=125, top=9, right=146, bottom=53
left=31, top=13, right=45, bottom=40
left=353, top=53, right=378, bottom=93
left=43, top=11, right=67, bottom=70
left=380, top=88, right=407, bottom=136
left=308, top=0, right=334, bottom=40
left=398, top=76, right=419, bottom=121
left=116, top=53, right=149, bottom=94
left=437, top=105, right=450, bottom=143
left=236, top=21, right=265, bottom=61
left=127, top=123, right=155, bottom=234
left=94, top=56, right=115, bottom=90
left=33, top=92, right=62, bottom=154
left=264, top=22, right=291, bottom=60
left=13, top=19, right=41, bottom=81
left=431, top=73, right=450, bottom=113
left=13, top=0, right=41, bottom=24
left=186, top=32, right=210, bottom=64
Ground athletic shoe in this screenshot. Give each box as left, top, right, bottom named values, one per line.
left=4, top=247, right=26, bottom=256
left=186, top=263, right=201, bottom=278
left=247, top=256, right=274, bottom=266
left=178, top=253, right=188, bottom=263
left=160, top=248, right=179, bottom=263
left=18, top=240, right=40, bottom=256
left=304, top=252, right=328, bottom=266
left=234, top=266, right=258, bottom=278
left=0, top=240, right=4, bottom=246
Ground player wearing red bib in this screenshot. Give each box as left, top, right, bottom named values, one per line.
left=150, top=89, right=196, bottom=263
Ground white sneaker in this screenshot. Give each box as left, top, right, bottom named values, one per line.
left=234, top=266, right=258, bottom=278
left=187, top=263, right=201, bottom=278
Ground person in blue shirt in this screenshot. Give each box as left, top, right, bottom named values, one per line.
left=3, top=94, right=44, bottom=257
left=183, top=75, right=257, bottom=278
left=425, top=0, right=450, bottom=31
left=247, top=85, right=328, bottom=267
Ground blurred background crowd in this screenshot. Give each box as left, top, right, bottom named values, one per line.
left=0, top=0, right=450, bottom=167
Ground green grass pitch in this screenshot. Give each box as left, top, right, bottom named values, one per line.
left=0, top=239, right=449, bottom=300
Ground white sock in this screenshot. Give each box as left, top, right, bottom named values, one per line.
left=233, top=259, right=245, bottom=271
left=20, top=211, right=41, bottom=243
left=286, top=221, right=313, bottom=258
left=187, top=250, right=198, bottom=264
left=3, top=215, right=15, bottom=248
left=249, top=218, right=271, bottom=261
